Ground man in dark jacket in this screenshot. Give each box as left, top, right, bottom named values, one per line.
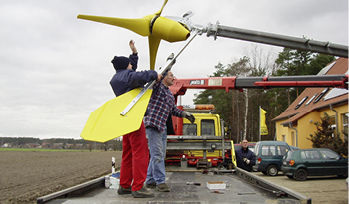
left=235, top=139, right=256, bottom=172
left=110, top=40, right=161, bottom=198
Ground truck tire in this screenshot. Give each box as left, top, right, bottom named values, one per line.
left=266, top=165, right=278, bottom=176
left=294, top=169, right=307, bottom=181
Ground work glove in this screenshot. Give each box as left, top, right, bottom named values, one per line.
left=243, top=158, right=250, bottom=164
left=182, top=111, right=195, bottom=123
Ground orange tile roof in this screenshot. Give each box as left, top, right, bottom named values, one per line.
left=273, top=58, right=348, bottom=124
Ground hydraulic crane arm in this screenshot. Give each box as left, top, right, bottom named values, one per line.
left=170, top=74, right=348, bottom=99
left=198, top=23, right=349, bottom=58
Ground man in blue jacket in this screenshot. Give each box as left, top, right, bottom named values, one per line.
left=235, top=139, right=256, bottom=172
left=110, top=40, right=161, bottom=198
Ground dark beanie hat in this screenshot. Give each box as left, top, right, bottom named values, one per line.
left=111, top=56, right=130, bottom=70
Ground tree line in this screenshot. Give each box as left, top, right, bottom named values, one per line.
left=0, top=137, right=123, bottom=151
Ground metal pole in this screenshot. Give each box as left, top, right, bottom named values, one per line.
left=259, top=106, right=261, bottom=142
left=221, top=119, right=225, bottom=162
left=206, top=23, right=348, bottom=58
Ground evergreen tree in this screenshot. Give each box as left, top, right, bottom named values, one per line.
left=308, top=112, right=348, bottom=156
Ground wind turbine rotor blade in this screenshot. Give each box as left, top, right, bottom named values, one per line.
left=148, top=36, right=161, bottom=70
left=81, top=88, right=153, bottom=142
left=152, top=17, right=190, bottom=42
left=77, top=14, right=151, bottom=36
left=155, top=0, right=168, bottom=16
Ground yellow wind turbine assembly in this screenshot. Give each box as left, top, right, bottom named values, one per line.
left=77, top=0, right=190, bottom=69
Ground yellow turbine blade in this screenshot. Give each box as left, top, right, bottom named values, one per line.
left=148, top=36, right=161, bottom=70
left=81, top=88, right=153, bottom=143
left=155, top=0, right=168, bottom=16
left=77, top=14, right=153, bottom=36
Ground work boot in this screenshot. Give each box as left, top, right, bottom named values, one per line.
left=117, top=185, right=132, bottom=195
left=145, top=182, right=156, bottom=189
left=156, top=183, right=170, bottom=192
left=132, top=187, right=155, bottom=198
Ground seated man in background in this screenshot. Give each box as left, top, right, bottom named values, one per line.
left=235, top=139, right=256, bottom=172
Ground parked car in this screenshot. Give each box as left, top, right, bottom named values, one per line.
left=253, top=141, right=291, bottom=176
left=282, top=148, right=348, bottom=181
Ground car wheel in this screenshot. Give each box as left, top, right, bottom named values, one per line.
left=267, top=165, right=278, bottom=176
left=294, top=169, right=307, bottom=181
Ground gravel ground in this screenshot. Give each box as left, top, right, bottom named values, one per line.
left=253, top=172, right=348, bottom=203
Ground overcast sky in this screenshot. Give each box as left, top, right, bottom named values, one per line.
left=0, top=0, right=347, bottom=139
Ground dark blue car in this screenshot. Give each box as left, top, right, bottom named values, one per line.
left=282, top=148, right=348, bottom=181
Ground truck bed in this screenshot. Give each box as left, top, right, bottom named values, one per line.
left=39, top=168, right=310, bottom=204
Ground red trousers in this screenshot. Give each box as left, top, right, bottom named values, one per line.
left=119, top=122, right=149, bottom=191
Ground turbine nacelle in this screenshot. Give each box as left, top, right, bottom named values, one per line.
left=77, top=0, right=192, bottom=70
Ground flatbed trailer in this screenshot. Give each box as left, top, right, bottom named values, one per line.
left=37, top=167, right=311, bottom=204
left=37, top=134, right=312, bottom=203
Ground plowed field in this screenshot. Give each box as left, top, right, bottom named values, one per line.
left=0, top=150, right=122, bottom=204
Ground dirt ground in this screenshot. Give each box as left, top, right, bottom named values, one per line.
left=0, top=151, right=347, bottom=204
left=0, top=151, right=122, bottom=204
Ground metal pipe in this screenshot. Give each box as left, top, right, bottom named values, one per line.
left=206, top=23, right=348, bottom=58
left=254, top=81, right=346, bottom=88
left=329, top=104, right=339, bottom=136
left=221, top=119, right=225, bottom=162
left=235, top=75, right=348, bottom=89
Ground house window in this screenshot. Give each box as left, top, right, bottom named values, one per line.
left=342, top=113, right=348, bottom=135
left=305, top=94, right=317, bottom=105
left=282, top=135, right=286, bottom=142
left=313, top=88, right=329, bottom=103
left=295, top=96, right=308, bottom=109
